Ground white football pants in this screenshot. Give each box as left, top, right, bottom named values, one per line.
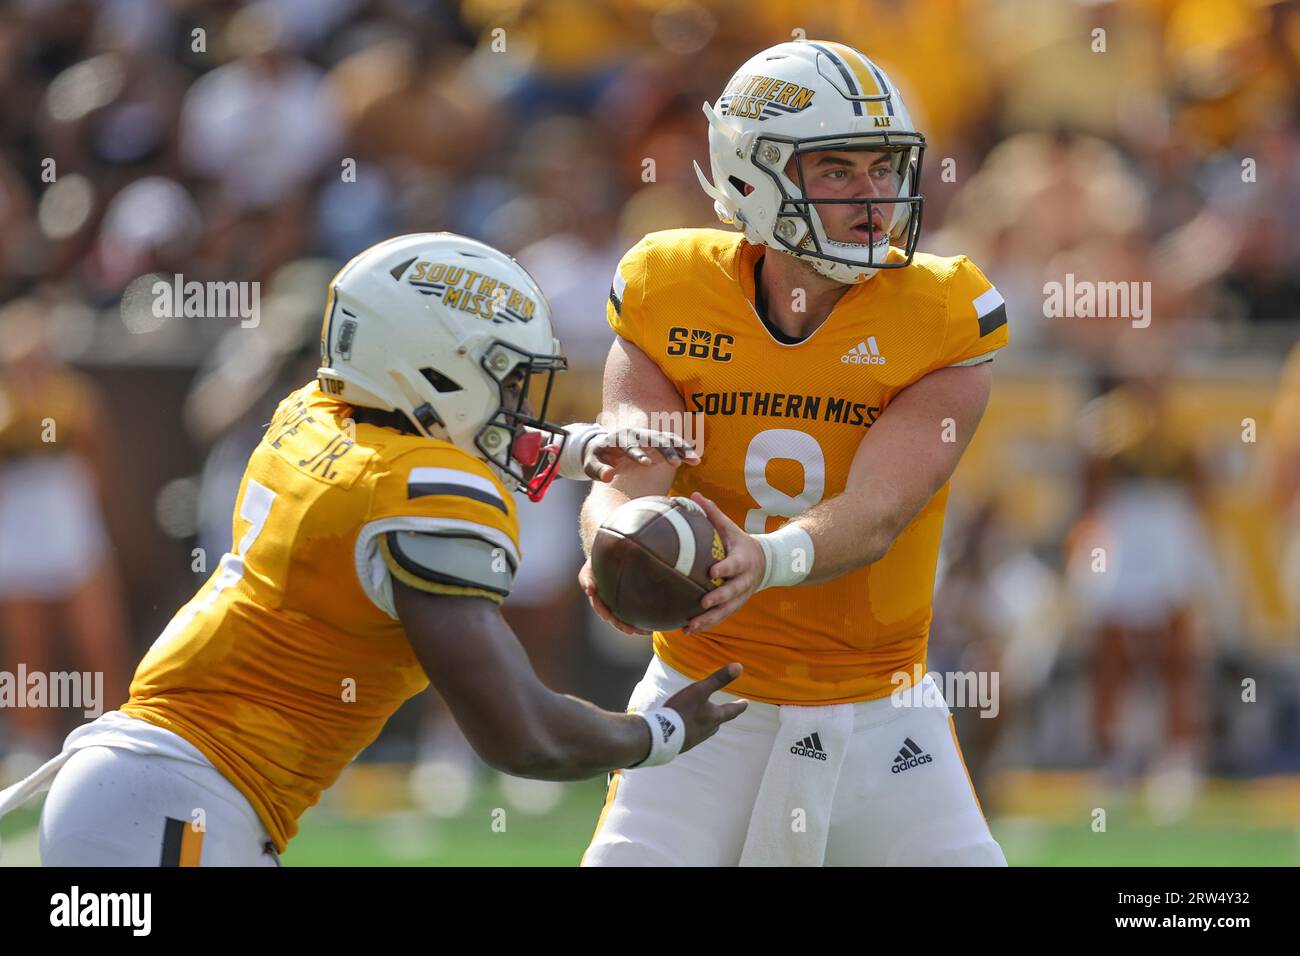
left=0, top=712, right=278, bottom=867
left=38, top=745, right=279, bottom=867
left=583, top=656, right=1006, bottom=866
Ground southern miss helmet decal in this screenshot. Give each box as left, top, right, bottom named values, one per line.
left=718, top=73, right=817, bottom=121
left=400, top=258, right=538, bottom=324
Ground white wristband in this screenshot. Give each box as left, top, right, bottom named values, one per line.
left=557, top=422, right=607, bottom=481
left=627, top=707, right=685, bottom=768
left=754, top=523, right=815, bottom=590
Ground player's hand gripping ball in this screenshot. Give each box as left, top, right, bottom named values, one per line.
left=591, top=495, right=726, bottom=631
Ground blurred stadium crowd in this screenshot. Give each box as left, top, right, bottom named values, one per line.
left=1, top=0, right=1299, bottom=828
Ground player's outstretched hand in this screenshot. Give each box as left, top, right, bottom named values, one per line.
left=584, top=427, right=700, bottom=482
left=579, top=557, right=653, bottom=636
left=662, top=663, right=748, bottom=753
left=684, top=492, right=765, bottom=634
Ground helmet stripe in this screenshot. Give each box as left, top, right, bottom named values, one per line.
left=806, top=41, right=862, bottom=117
left=866, top=62, right=897, bottom=117
left=820, top=41, right=888, bottom=118
left=320, top=284, right=337, bottom=367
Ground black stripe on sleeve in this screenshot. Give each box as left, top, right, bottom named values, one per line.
left=407, top=483, right=508, bottom=513
left=978, top=303, right=1008, bottom=337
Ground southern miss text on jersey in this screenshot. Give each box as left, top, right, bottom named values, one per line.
left=122, top=384, right=521, bottom=851
left=607, top=229, right=1009, bottom=705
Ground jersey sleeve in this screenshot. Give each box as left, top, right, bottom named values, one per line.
left=606, top=235, right=654, bottom=346
left=356, top=445, right=521, bottom=616
left=938, top=256, right=1010, bottom=368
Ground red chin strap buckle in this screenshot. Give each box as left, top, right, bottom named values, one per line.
left=511, top=430, right=562, bottom=502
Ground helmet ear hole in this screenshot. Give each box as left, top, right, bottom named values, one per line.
left=420, top=367, right=462, bottom=393
left=729, top=176, right=754, bottom=196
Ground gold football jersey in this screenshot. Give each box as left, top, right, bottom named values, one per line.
left=122, top=383, right=521, bottom=851
left=607, top=229, right=1009, bottom=705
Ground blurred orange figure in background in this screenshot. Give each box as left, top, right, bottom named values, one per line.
left=0, top=300, right=131, bottom=781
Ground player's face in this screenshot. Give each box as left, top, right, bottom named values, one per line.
left=787, top=149, right=899, bottom=246
left=502, top=367, right=534, bottom=419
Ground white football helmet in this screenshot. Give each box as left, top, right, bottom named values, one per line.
left=694, top=40, right=925, bottom=284
left=317, top=233, right=568, bottom=500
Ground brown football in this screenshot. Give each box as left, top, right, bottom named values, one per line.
left=591, top=495, right=725, bottom=631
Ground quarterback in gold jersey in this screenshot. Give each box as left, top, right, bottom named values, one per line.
left=579, top=41, right=1009, bottom=865
left=0, top=233, right=744, bottom=866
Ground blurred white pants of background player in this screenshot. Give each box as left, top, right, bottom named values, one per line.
left=583, top=657, right=1006, bottom=867
left=0, top=456, right=110, bottom=598
left=1071, top=482, right=1216, bottom=630
left=3, top=711, right=279, bottom=866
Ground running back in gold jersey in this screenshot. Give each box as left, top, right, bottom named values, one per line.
left=123, top=384, right=521, bottom=850
left=607, top=229, right=1009, bottom=705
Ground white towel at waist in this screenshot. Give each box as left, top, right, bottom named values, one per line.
left=740, top=702, right=854, bottom=867
left=0, top=711, right=213, bottom=820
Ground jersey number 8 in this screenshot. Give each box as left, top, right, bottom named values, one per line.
left=742, top=429, right=825, bottom=533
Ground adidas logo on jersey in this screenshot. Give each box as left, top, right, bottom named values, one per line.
left=841, top=337, right=885, bottom=365
left=891, top=737, right=932, bottom=773
left=790, top=732, right=828, bottom=760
